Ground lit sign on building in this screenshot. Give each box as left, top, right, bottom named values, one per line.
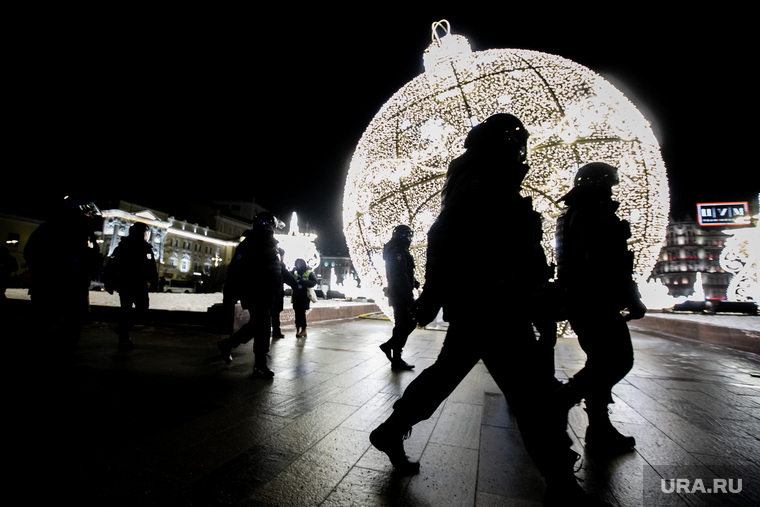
left=697, top=202, right=750, bottom=226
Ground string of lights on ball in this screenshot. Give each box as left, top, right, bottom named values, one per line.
left=343, top=20, right=669, bottom=325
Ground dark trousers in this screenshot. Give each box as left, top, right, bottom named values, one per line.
left=294, top=302, right=308, bottom=330
left=271, top=311, right=282, bottom=334
left=388, top=303, right=416, bottom=351
left=31, top=290, right=89, bottom=358
left=116, top=289, right=149, bottom=337
left=390, top=317, right=574, bottom=480
left=228, top=306, right=273, bottom=363
left=534, top=319, right=558, bottom=379
left=569, top=310, right=634, bottom=407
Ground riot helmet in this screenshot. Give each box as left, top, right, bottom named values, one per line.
left=60, top=195, right=102, bottom=232
left=252, top=211, right=284, bottom=232
left=392, top=224, right=413, bottom=242
left=61, top=195, right=101, bottom=218
left=573, top=162, right=619, bottom=188
left=129, top=222, right=149, bottom=238
left=464, top=113, right=530, bottom=162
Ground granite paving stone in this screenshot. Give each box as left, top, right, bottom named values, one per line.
left=9, top=303, right=759, bottom=506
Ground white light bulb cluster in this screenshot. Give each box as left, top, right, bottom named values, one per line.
left=720, top=194, right=760, bottom=302
left=343, top=21, right=669, bottom=321
left=274, top=212, right=321, bottom=271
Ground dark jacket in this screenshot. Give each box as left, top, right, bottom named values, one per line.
left=383, top=237, right=417, bottom=308
left=424, top=150, right=551, bottom=318
left=274, top=259, right=288, bottom=312
left=291, top=267, right=317, bottom=309
left=556, top=187, right=639, bottom=312
left=223, top=228, right=283, bottom=311
left=24, top=218, right=102, bottom=299
left=106, top=235, right=159, bottom=294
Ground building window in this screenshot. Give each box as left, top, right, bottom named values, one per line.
left=180, top=254, right=191, bottom=273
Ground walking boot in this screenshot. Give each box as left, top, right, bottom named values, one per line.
left=391, top=356, right=415, bottom=370
left=390, top=349, right=414, bottom=370
left=217, top=338, right=233, bottom=364
left=369, top=422, right=420, bottom=475
left=379, top=341, right=393, bottom=362
left=584, top=404, right=635, bottom=455
left=253, top=361, right=275, bottom=379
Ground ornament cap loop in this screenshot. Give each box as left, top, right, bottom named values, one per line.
left=423, top=20, right=472, bottom=73
left=431, top=20, right=451, bottom=43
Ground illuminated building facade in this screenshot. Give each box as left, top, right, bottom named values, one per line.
left=100, top=201, right=245, bottom=289
left=4, top=202, right=354, bottom=297
left=649, top=216, right=732, bottom=300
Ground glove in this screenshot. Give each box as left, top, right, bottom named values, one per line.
left=410, top=289, right=442, bottom=326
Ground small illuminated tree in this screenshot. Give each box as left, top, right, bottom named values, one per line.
left=274, top=212, right=320, bottom=271
left=343, top=20, right=669, bottom=321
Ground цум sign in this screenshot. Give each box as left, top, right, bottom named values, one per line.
left=696, top=202, right=750, bottom=226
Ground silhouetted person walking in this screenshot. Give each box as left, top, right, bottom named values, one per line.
left=370, top=114, right=608, bottom=506
left=379, top=224, right=419, bottom=370
left=291, top=258, right=317, bottom=337
left=24, top=196, right=103, bottom=359
left=218, top=212, right=294, bottom=378
left=104, top=222, right=159, bottom=351
left=555, top=162, right=646, bottom=456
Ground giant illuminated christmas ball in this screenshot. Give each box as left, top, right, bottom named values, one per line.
left=343, top=21, right=669, bottom=319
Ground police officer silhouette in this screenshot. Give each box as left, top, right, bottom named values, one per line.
left=379, top=224, right=419, bottom=370
left=555, top=162, right=646, bottom=455
left=218, top=212, right=295, bottom=378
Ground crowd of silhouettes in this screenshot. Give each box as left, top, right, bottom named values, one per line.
left=16, top=113, right=648, bottom=506
left=367, top=114, right=644, bottom=507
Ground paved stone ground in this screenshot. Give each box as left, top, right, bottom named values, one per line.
left=10, top=313, right=760, bottom=506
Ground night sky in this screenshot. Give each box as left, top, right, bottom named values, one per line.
left=6, top=6, right=757, bottom=253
